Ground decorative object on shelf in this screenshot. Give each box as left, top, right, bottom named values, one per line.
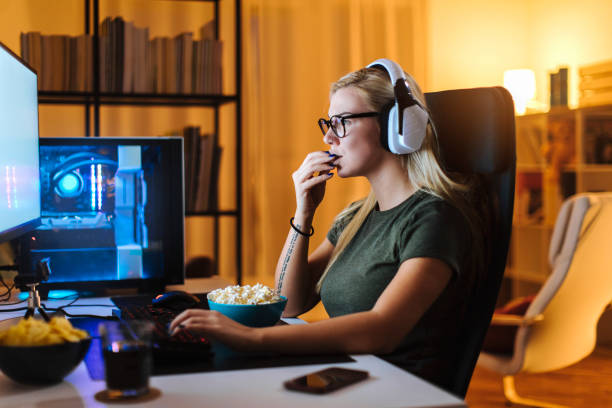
left=515, top=172, right=544, bottom=225
left=584, top=114, right=612, bottom=164
left=549, top=66, right=568, bottom=108
left=579, top=59, right=612, bottom=107
left=542, top=114, right=575, bottom=180
left=503, top=69, right=536, bottom=115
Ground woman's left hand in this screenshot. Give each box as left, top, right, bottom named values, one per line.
left=168, top=309, right=259, bottom=351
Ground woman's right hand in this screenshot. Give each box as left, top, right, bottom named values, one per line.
left=292, top=151, right=337, bottom=217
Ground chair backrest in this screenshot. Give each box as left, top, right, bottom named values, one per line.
left=424, top=86, right=516, bottom=396
left=514, top=193, right=612, bottom=373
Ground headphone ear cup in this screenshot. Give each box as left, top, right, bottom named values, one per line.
left=379, top=102, right=395, bottom=152
left=397, top=104, right=429, bottom=154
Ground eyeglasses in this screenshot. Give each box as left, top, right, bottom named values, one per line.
left=317, top=112, right=379, bottom=138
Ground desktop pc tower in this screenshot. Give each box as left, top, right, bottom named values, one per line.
left=18, top=137, right=185, bottom=296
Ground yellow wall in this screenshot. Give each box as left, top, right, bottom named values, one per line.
left=426, top=0, right=530, bottom=92
left=528, top=0, right=612, bottom=108
left=427, top=0, right=612, bottom=108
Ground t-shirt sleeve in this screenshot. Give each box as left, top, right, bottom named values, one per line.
left=327, top=216, right=345, bottom=246
left=399, top=200, right=470, bottom=277
left=326, top=201, right=362, bottom=246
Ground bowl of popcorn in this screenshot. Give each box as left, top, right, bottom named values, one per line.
left=0, top=316, right=91, bottom=385
left=207, top=283, right=287, bottom=327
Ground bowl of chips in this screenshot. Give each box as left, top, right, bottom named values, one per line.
left=0, top=316, right=91, bottom=385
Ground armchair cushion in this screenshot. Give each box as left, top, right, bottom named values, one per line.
left=481, top=295, right=535, bottom=355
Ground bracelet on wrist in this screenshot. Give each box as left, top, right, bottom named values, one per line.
left=289, top=217, right=314, bottom=237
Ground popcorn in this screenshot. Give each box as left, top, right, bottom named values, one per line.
left=207, top=283, right=281, bottom=305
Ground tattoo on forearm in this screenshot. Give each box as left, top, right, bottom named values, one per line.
left=277, top=226, right=300, bottom=292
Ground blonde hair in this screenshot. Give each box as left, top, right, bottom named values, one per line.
left=315, top=67, right=485, bottom=293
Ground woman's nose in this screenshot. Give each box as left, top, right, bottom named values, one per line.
left=323, top=128, right=338, bottom=145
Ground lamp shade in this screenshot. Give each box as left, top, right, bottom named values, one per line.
left=503, top=69, right=536, bottom=115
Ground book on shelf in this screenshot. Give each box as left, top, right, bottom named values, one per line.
left=183, top=126, right=200, bottom=208
left=194, top=134, right=214, bottom=212
left=179, top=126, right=222, bottom=213
left=20, top=17, right=223, bottom=95
left=207, top=143, right=223, bottom=212
left=549, top=67, right=568, bottom=107
left=21, top=32, right=94, bottom=92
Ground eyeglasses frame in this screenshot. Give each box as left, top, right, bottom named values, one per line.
left=318, top=111, right=379, bottom=138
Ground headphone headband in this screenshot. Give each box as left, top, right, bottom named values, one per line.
left=367, top=58, right=407, bottom=85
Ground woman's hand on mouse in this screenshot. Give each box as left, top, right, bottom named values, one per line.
left=169, top=309, right=260, bottom=351
left=292, top=151, right=337, bottom=218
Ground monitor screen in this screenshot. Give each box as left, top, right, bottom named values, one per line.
left=0, top=42, right=41, bottom=243
left=23, top=137, right=184, bottom=293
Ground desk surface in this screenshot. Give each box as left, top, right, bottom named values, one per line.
left=0, top=278, right=466, bottom=408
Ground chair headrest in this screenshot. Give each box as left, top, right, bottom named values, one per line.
left=425, top=87, right=515, bottom=174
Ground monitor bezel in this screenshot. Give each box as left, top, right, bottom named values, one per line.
left=0, top=41, right=42, bottom=245
left=25, top=136, right=185, bottom=295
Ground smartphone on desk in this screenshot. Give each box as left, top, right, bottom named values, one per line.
left=283, top=367, right=369, bottom=394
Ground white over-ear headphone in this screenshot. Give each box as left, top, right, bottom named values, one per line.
left=366, top=58, right=430, bottom=154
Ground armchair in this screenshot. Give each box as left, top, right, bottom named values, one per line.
left=478, top=192, right=612, bottom=407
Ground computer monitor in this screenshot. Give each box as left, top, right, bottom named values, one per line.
left=0, top=42, right=41, bottom=244
left=22, top=137, right=185, bottom=295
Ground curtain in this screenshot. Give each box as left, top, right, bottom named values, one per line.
left=241, top=0, right=428, bottom=283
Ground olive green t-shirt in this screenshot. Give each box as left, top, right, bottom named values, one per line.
left=321, top=189, right=474, bottom=388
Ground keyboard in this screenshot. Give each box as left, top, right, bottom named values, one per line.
left=116, top=304, right=212, bottom=362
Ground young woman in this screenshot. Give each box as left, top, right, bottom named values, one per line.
left=170, top=60, right=484, bottom=388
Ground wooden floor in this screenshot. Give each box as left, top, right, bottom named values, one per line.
left=465, top=346, right=612, bottom=407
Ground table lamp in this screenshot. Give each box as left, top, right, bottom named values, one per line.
left=503, top=69, right=536, bottom=115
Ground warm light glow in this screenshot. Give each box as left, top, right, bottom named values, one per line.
left=504, top=69, right=536, bottom=115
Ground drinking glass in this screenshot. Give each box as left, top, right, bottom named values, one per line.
left=99, top=320, right=153, bottom=398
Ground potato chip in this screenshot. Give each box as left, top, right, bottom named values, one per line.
left=0, top=317, right=89, bottom=346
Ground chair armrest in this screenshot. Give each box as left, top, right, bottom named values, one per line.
left=490, top=313, right=544, bottom=327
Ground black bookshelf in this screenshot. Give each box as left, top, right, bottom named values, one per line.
left=35, top=0, right=243, bottom=284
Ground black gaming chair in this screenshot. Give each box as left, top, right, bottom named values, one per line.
left=424, top=87, right=516, bottom=397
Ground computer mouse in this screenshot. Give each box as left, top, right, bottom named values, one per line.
left=152, top=291, right=201, bottom=310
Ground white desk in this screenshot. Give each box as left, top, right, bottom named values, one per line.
left=0, top=293, right=466, bottom=408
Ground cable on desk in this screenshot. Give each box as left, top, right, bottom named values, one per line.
left=0, top=306, right=28, bottom=313
left=0, top=298, right=27, bottom=306
left=41, top=297, right=118, bottom=320
left=0, top=274, right=14, bottom=302
left=0, top=264, right=18, bottom=302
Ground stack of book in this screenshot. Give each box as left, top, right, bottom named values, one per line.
left=549, top=67, right=568, bottom=108
left=20, top=33, right=93, bottom=92
left=20, top=18, right=223, bottom=94
left=181, top=126, right=222, bottom=213
left=579, top=60, right=612, bottom=107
